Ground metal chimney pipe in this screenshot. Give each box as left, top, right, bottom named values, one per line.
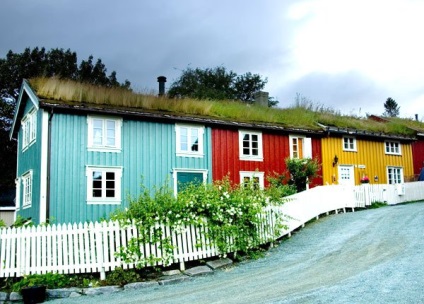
left=157, top=76, right=167, bottom=96
left=415, top=114, right=419, bottom=121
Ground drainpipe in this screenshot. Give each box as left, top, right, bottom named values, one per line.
left=46, top=108, right=53, bottom=222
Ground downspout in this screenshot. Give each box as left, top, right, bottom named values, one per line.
left=46, top=108, right=53, bottom=222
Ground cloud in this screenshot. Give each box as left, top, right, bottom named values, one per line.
left=275, top=71, right=388, bottom=116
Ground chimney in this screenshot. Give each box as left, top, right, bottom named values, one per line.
left=254, top=91, right=269, bottom=107
left=415, top=114, right=419, bottom=121
left=157, top=76, right=167, bottom=96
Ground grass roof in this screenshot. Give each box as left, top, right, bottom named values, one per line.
left=29, top=77, right=417, bottom=137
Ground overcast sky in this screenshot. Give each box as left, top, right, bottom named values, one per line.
left=1, top=0, right=424, bottom=119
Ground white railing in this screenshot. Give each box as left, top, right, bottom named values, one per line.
left=1, top=181, right=423, bottom=278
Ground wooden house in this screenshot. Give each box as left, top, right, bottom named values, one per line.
left=320, top=124, right=415, bottom=186
left=10, top=80, right=215, bottom=224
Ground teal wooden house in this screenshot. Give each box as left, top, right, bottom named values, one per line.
left=10, top=80, right=212, bottom=224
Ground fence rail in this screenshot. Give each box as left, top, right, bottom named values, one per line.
left=1, top=181, right=424, bottom=278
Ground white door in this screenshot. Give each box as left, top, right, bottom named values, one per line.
left=338, top=165, right=355, bottom=186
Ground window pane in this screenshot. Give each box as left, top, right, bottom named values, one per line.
left=106, top=172, right=115, bottom=180
left=93, top=180, right=102, bottom=188
left=180, top=127, right=188, bottom=151
left=191, top=129, right=199, bottom=151
left=93, top=189, right=102, bottom=197
left=106, top=190, right=115, bottom=197
left=106, top=180, right=115, bottom=188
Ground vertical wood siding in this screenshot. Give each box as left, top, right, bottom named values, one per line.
left=16, top=98, right=42, bottom=223
left=212, top=128, right=323, bottom=187
left=49, top=114, right=212, bottom=224
left=321, top=136, right=414, bottom=185
left=412, top=138, right=424, bottom=177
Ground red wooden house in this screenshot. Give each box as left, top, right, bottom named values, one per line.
left=211, top=124, right=323, bottom=188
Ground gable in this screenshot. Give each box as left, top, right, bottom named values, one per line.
left=9, top=80, right=40, bottom=140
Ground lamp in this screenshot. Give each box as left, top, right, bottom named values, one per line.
left=332, top=155, right=339, bottom=167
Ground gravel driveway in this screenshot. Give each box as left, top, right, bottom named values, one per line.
left=50, top=202, right=424, bottom=304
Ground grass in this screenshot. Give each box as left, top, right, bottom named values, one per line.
left=29, top=77, right=419, bottom=136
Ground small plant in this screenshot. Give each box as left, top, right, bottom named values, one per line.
left=369, top=201, right=387, bottom=209
left=11, top=273, right=71, bottom=292
left=105, top=267, right=141, bottom=287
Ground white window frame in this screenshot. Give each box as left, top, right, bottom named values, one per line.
left=343, top=136, right=357, bottom=152
left=385, top=141, right=401, bottom=155
left=239, top=130, right=263, bottom=161
left=86, top=166, right=122, bottom=204
left=22, top=109, right=37, bottom=151
left=289, top=135, right=312, bottom=159
left=239, top=171, right=264, bottom=190
left=87, top=116, right=122, bottom=152
left=175, top=124, right=205, bottom=157
left=387, top=166, right=403, bottom=184
left=22, top=170, right=33, bottom=208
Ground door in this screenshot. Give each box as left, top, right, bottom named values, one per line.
left=176, top=172, right=204, bottom=193
left=338, top=165, right=355, bottom=186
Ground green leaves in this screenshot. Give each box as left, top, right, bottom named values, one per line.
left=167, top=66, right=276, bottom=106
left=112, top=177, right=289, bottom=265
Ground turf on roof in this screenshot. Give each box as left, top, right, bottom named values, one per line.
left=28, top=77, right=416, bottom=137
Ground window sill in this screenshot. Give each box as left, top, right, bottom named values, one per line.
left=176, top=152, right=204, bottom=158
left=240, top=156, right=263, bottom=162
left=87, top=147, right=122, bottom=153
left=87, top=199, right=121, bottom=205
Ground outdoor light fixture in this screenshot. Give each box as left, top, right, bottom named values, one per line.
left=332, top=155, right=339, bottom=167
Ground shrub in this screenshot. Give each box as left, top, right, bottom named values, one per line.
left=111, top=177, right=289, bottom=267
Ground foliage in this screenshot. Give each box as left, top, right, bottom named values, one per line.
left=368, top=201, right=388, bottom=209
left=105, top=267, right=141, bottom=287
left=11, top=215, right=33, bottom=228
left=285, top=158, right=321, bottom=192
left=0, top=219, right=6, bottom=228
left=383, top=97, right=400, bottom=117
left=111, top=177, right=289, bottom=267
left=167, top=66, right=278, bottom=106
left=11, top=273, right=71, bottom=292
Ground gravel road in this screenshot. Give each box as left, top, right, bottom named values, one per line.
left=50, top=202, right=424, bottom=304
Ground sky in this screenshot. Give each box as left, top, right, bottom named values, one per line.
left=1, top=0, right=424, bottom=119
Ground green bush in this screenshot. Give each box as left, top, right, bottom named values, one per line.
left=111, top=177, right=289, bottom=267
left=12, top=273, right=71, bottom=292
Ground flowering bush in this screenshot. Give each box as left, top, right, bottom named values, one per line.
left=111, top=177, right=290, bottom=267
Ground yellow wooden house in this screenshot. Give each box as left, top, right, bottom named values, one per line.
left=320, top=125, right=414, bottom=186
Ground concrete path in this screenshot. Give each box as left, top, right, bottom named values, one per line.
left=50, top=202, right=424, bottom=303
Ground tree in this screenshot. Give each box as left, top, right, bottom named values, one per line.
left=168, top=66, right=278, bottom=106
left=383, top=97, right=400, bottom=117
left=0, top=47, right=131, bottom=188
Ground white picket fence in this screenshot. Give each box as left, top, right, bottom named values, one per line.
left=1, top=181, right=423, bottom=278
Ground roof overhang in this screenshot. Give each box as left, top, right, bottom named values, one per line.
left=9, top=80, right=40, bottom=140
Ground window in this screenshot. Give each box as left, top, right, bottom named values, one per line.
left=22, top=170, right=33, bottom=208
left=343, top=136, right=356, bottom=151
left=240, top=171, right=264, bottom=189
left=239, top=130, right=263, bottom=161
left=86, top=166, right=122, bottom=204
left=289, top=135, right=312, bottom=159
left=22, top=109, right=37, bottom=150
left=387, top=167, right=403, bottom=184
left=175, top=124, right=204, bottom=157
left=385, top=141, right=401, bottom=155
left=87, top=116, right=122, bottom=152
